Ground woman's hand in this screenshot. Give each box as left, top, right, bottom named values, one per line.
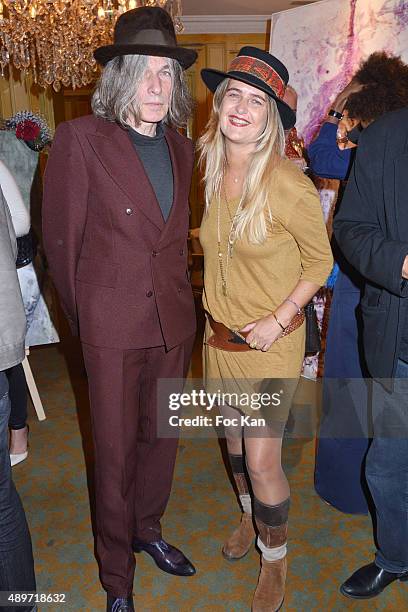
left=240, top=314, right=283, bottom=352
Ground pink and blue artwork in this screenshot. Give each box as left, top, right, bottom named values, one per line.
left=270, top=0, right=408, bottom=144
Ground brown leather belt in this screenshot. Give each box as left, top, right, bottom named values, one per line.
left=206, top=311, right=305, bottom=352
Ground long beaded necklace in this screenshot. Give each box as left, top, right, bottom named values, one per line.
left=217, top=180, right=244, bottom=297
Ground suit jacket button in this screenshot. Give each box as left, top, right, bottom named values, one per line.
left=179, top=249, right=184, bottom=256
left=152, top=250, right=158, bottom=257
left=146, top=290, right=153, bottom=297
left=126, top=208, right=133, bottom=215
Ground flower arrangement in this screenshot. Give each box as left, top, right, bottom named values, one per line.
left=6, top=111, right=52, bottom=151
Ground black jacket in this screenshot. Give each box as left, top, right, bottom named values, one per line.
left=334, top=108, right=408, bottom=389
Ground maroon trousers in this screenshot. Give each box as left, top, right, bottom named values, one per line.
left=81, top=337, right=194, bottom=596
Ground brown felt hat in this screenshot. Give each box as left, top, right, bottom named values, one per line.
left=94, top=6, right=197, bottom=70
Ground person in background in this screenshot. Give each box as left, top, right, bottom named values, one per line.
left=42, top=7, right=197, bottom=611
left=334, top=106, right=408, bottom=600
left=283, top=84, right=333, bottom=388
left=0, top=186, right=37, bottom=612
left=1, top=112, right=57, bottom=467
left=310, top=52, right=408, bottom=516
left=308, top=79, right=363, bottom=180
left=199, top=47, right=333, bottom=611
left=283, top=85, right=308, bottom=171
left=0, top=160, right=30, bottom=467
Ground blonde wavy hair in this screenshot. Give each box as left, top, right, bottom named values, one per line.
left=198, top=78, right=285, bottom=244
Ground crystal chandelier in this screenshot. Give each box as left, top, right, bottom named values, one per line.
left=0, top=0, right=184, bottom=91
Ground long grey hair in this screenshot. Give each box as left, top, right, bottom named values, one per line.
left=92, top=54, right=194, bottom=128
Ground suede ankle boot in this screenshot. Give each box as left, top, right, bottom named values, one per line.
left=252, top=497, right=290, bottom=612
left=223, top=511, right=255, bottom=560
left=223, top=453, right=255, bottom=560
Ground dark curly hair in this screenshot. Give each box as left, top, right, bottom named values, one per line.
left=346, top=52, right=408, bottom=123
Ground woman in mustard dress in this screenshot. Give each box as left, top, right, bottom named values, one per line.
left=198, top=47, right=333, bottom=611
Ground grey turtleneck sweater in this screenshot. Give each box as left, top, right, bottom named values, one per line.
left=128, top=122, right=174, bottom=222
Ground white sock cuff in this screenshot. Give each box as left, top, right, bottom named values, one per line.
left=239, top=493, right=252, bottom=515
left=257, top=536, right=287, bottom=561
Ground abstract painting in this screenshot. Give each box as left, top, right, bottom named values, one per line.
left=270, top=0, right=408, bottom=144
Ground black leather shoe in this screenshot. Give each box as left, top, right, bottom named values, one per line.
left=133, top=538, right=196, bottom=576
left=340, top=562, right=408, bottom=599
left=106, top=595, right=134, bottom=611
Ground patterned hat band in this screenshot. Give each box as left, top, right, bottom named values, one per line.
left=228, top=56, right=286, bottom=99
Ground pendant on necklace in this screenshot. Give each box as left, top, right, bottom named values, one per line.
left=233, top=177, right=238, bottom=183
left=222, top=282, right=227, bottom=297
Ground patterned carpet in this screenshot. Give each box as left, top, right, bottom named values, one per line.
left=12, top=336, right=408, bottom=612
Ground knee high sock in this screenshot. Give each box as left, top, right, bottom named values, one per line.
left=254, top=496, right=290, bottom=561
left=228, top=453, right=252, bottom=515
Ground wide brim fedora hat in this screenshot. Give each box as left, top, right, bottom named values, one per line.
left=94, top=6, right=197, bottom=70
left=201, top=46, right=296, bottom=129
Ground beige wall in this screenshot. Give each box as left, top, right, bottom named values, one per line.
left=0, top=67, right=55, bottom=129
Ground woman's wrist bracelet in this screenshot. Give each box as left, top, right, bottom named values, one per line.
left=272, top=312, right=286, bottom=331
left=284, top=298, right=302, bottom=314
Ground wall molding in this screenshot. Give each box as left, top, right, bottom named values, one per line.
left=182, top=15, right=270, bottom=34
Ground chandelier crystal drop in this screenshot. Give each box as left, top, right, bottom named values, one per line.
left=0, top=0, right=184, bottom=91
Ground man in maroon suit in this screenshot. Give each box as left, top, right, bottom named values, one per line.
left=42, top=7, right=197, bottom=611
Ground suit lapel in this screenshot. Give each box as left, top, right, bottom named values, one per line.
left=87, top=120, right=165, bottom=231
left=159, top=127, right=189, bottom=243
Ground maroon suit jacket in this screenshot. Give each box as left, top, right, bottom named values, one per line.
left=42, top=114, right=196, bottom=350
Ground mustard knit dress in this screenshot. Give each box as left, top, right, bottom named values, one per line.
left=199, top=159, right=333, bottom=421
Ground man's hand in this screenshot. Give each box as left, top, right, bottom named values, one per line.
left=402, top=255, right=408, bottom=279
left=336, top=110, right=360, bottom=150
left=333, top=79, right=364, bottom=112
left=326, top=79, right=364, bottom=125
